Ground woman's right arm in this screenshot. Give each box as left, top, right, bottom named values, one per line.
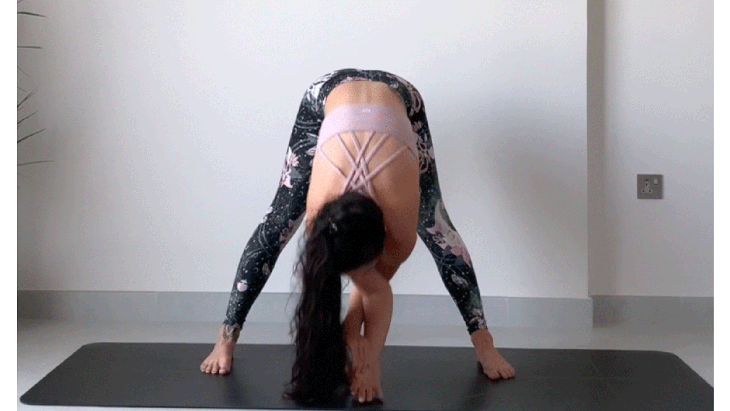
left=348, top=269, right=391, bottom=402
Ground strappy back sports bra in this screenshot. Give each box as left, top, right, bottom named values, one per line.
left=316, top=104, right=418, bottom=200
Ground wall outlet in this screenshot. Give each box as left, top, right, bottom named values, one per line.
left=637, top=174, right=663, bottom=199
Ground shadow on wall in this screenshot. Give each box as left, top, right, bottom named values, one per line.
left=474, top=105, right=586, bottom=283
left=587, top=0, right=609, bottom=295
left=464, top=0, right=610, bottom=296
left=446, top=0, right=609, bottom=296
left=422, top=75, right=588, bottom=295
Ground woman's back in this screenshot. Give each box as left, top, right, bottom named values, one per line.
left=306, top=81, right=420, bottom=274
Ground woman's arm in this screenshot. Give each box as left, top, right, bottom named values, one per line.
left=350, top=267, right=393, bottom=365
left=348, top=268, right=391, bottom=403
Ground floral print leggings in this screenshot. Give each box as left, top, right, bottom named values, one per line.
left=223, top=69, right=488, bottom=337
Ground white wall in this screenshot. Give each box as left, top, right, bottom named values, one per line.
left=588, top=0, right=713, bottom=297
left=18, top=0, right=587, bottom=298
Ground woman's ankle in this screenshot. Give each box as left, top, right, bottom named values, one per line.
left=470, top=328, right=495, bottom=349
left=219, top=324, right=241, bottom=344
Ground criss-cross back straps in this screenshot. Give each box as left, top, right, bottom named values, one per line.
left=319, top=131, right=410, bottom=200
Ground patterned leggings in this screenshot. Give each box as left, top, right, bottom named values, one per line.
left=223, top=69, right=488, bottom=336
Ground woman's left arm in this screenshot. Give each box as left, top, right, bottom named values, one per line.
left=351, top=268, right=393, bottom=365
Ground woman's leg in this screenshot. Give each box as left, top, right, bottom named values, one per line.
left=219, top=69, right=388, bottom=337
left=312, top=69, right=512, bottom=382
left=220, top=81, right=325, bottom=335
left=205, top=69, right=408, bottom=375
left=201, top=70, right=343, bottom=374
left=380, top=72, right=515, bottom=379
left=319, top=69, right=485, bottom=334
left=370, top=72, right=490, bottom=334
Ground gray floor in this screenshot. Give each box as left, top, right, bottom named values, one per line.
left=17, top=319, right=713, bottom=411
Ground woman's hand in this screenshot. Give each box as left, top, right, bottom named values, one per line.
left=349, top=358, right=384, bottom=403
left=346, top=334, right=384, bottom=403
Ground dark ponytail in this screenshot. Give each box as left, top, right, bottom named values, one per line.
left=285, top=191, right=386, bottom=405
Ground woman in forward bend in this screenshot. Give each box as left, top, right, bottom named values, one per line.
left=200, top=69, right=515, bottom=404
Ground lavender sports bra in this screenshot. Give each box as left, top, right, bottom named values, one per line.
left=316, top=104, right=418, bottom=200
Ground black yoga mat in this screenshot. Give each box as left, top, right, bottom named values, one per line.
left=20, top=343, right=712, bottom=410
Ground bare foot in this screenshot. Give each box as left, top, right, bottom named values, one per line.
left=200, top=325, right=239, bottom=375
left=471, top=329, right=516, bottom=380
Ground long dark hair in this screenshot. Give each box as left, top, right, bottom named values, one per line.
left=285, top=191, right=386, bottom=405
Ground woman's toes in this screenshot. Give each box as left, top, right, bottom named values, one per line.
left=211, top=363, right=220, bottom=374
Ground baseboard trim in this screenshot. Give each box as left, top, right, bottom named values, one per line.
left=16, top=291, right=711, bottom=330
left=592, top=295, right=713, bottom=327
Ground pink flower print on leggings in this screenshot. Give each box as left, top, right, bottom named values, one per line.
left=426, top=200, right=473, bottom=267
left=279, top=214, right=305, bottom=252
left=279, top=147, right=299, bottom=188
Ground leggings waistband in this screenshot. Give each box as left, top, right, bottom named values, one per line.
left=317, top=104, right=418, bottom=159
